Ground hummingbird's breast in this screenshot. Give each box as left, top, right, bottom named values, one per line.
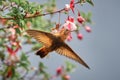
left=49, top=36, right=63, bottom=51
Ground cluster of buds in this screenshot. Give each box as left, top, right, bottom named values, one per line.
left=62, top=14, right=91, bottom=41
left=62, top=0, right=92, bottom=41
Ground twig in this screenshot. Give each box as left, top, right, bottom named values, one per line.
left=0, top=1, right=81, bottom=20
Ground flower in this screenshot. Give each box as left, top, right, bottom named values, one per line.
left=6, top=46, right=19, bottom=56
left=77, top=33, right=83, bottom=40
left=9, top=28, right=16, bottom=35
left=85, top=26, right=91, bottom=32
left=63, top=17, right=77, bottom=31
left=6, top=45, right=20, bottom=62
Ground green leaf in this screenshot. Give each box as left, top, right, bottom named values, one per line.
left=39, top=62, right=47, bottom=69
left=15, top=28, right=21, bottom=34
left=10, top=0, right=20, bottom=5
left=19, top=19, right=26, bottom=29
left=0, top=70, right=3, bottom=75
left=20, top=53, right=28, bottom=61
left=0, top=51, right=5, bottom=61
left=65, top=61, right=76, bottom=73
left=19, top=53, right=30, bottom=70
left=86, top=0, right=94, bottom=6
left=0, top=0, right=2, bottom=5
left=19, top=62, right=29, bottom=70
left=87, top=12, right=92, bottom=23
left=80, top=11, right=86, bottom=18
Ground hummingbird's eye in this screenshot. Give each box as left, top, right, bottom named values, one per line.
left=65, top=29, right=69, bottom=32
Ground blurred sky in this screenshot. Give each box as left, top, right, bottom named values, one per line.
left=28, top=0, right=120, bottom=80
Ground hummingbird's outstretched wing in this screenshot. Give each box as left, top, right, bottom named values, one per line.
left=26, top=29, right=54, bottom=47
left=55, top=43, right=90, bottom=69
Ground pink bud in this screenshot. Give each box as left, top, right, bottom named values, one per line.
left=77, top=33, right=83, bottom=40
left=68, top=16, right=74, bottom=22
left=67, top=35, right=72, bottom=41
left=85, top=26, right=91, bottom=32
left=70, top=0, right=75, bottom=13
left=56, top=66, right=63, bottom=75
left=77, top=16, right=85, bottom=24
left=64, top=75, right=70, bottom=80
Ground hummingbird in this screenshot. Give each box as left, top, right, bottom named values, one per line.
left=26, top=28, right=90, bottom=69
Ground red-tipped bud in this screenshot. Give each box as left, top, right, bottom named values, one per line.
left=77, top=33, right=83, bottom=40
left=67, top=35, right=72, bottom=41
left=56, top=66, right=63, bottom=75
left=70, top=0, right=75, bottom=13
left=77, top=16, right=85, bottom=24
left=67, top=16, right=74, bottom=22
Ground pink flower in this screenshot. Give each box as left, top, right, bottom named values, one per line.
left=77, top=33, right=83, bottom=40
left=63, top=17, right=77, bottom=31
left=85, top=26, right=91, bottom=32
left=6, top=46, right=19, bottom=55
left=8, top=34, right=17, bottom=41
left=9, top=28, right=16, bottom=35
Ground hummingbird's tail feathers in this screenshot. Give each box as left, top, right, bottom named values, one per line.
left=36, top=46, right=48, bottom=58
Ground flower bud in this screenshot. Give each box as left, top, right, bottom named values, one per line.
left=56, top=66, right=63, bottom=75
left=65, top=4, right=70, bottom=11
left=77, top=33, right=83, bottom=40
left=85, top=26, right=91, bottom=32
left=77, top=16, right=85, bottom=24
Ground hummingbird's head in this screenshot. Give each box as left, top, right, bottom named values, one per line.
left=60, top=28, right=70, bottom=35
left=64, top=29, right=70, bottom=35
left=59, top=28, right=71, bottom=41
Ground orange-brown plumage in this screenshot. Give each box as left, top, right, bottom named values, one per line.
left=26, top=28, right=90, bottom=69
